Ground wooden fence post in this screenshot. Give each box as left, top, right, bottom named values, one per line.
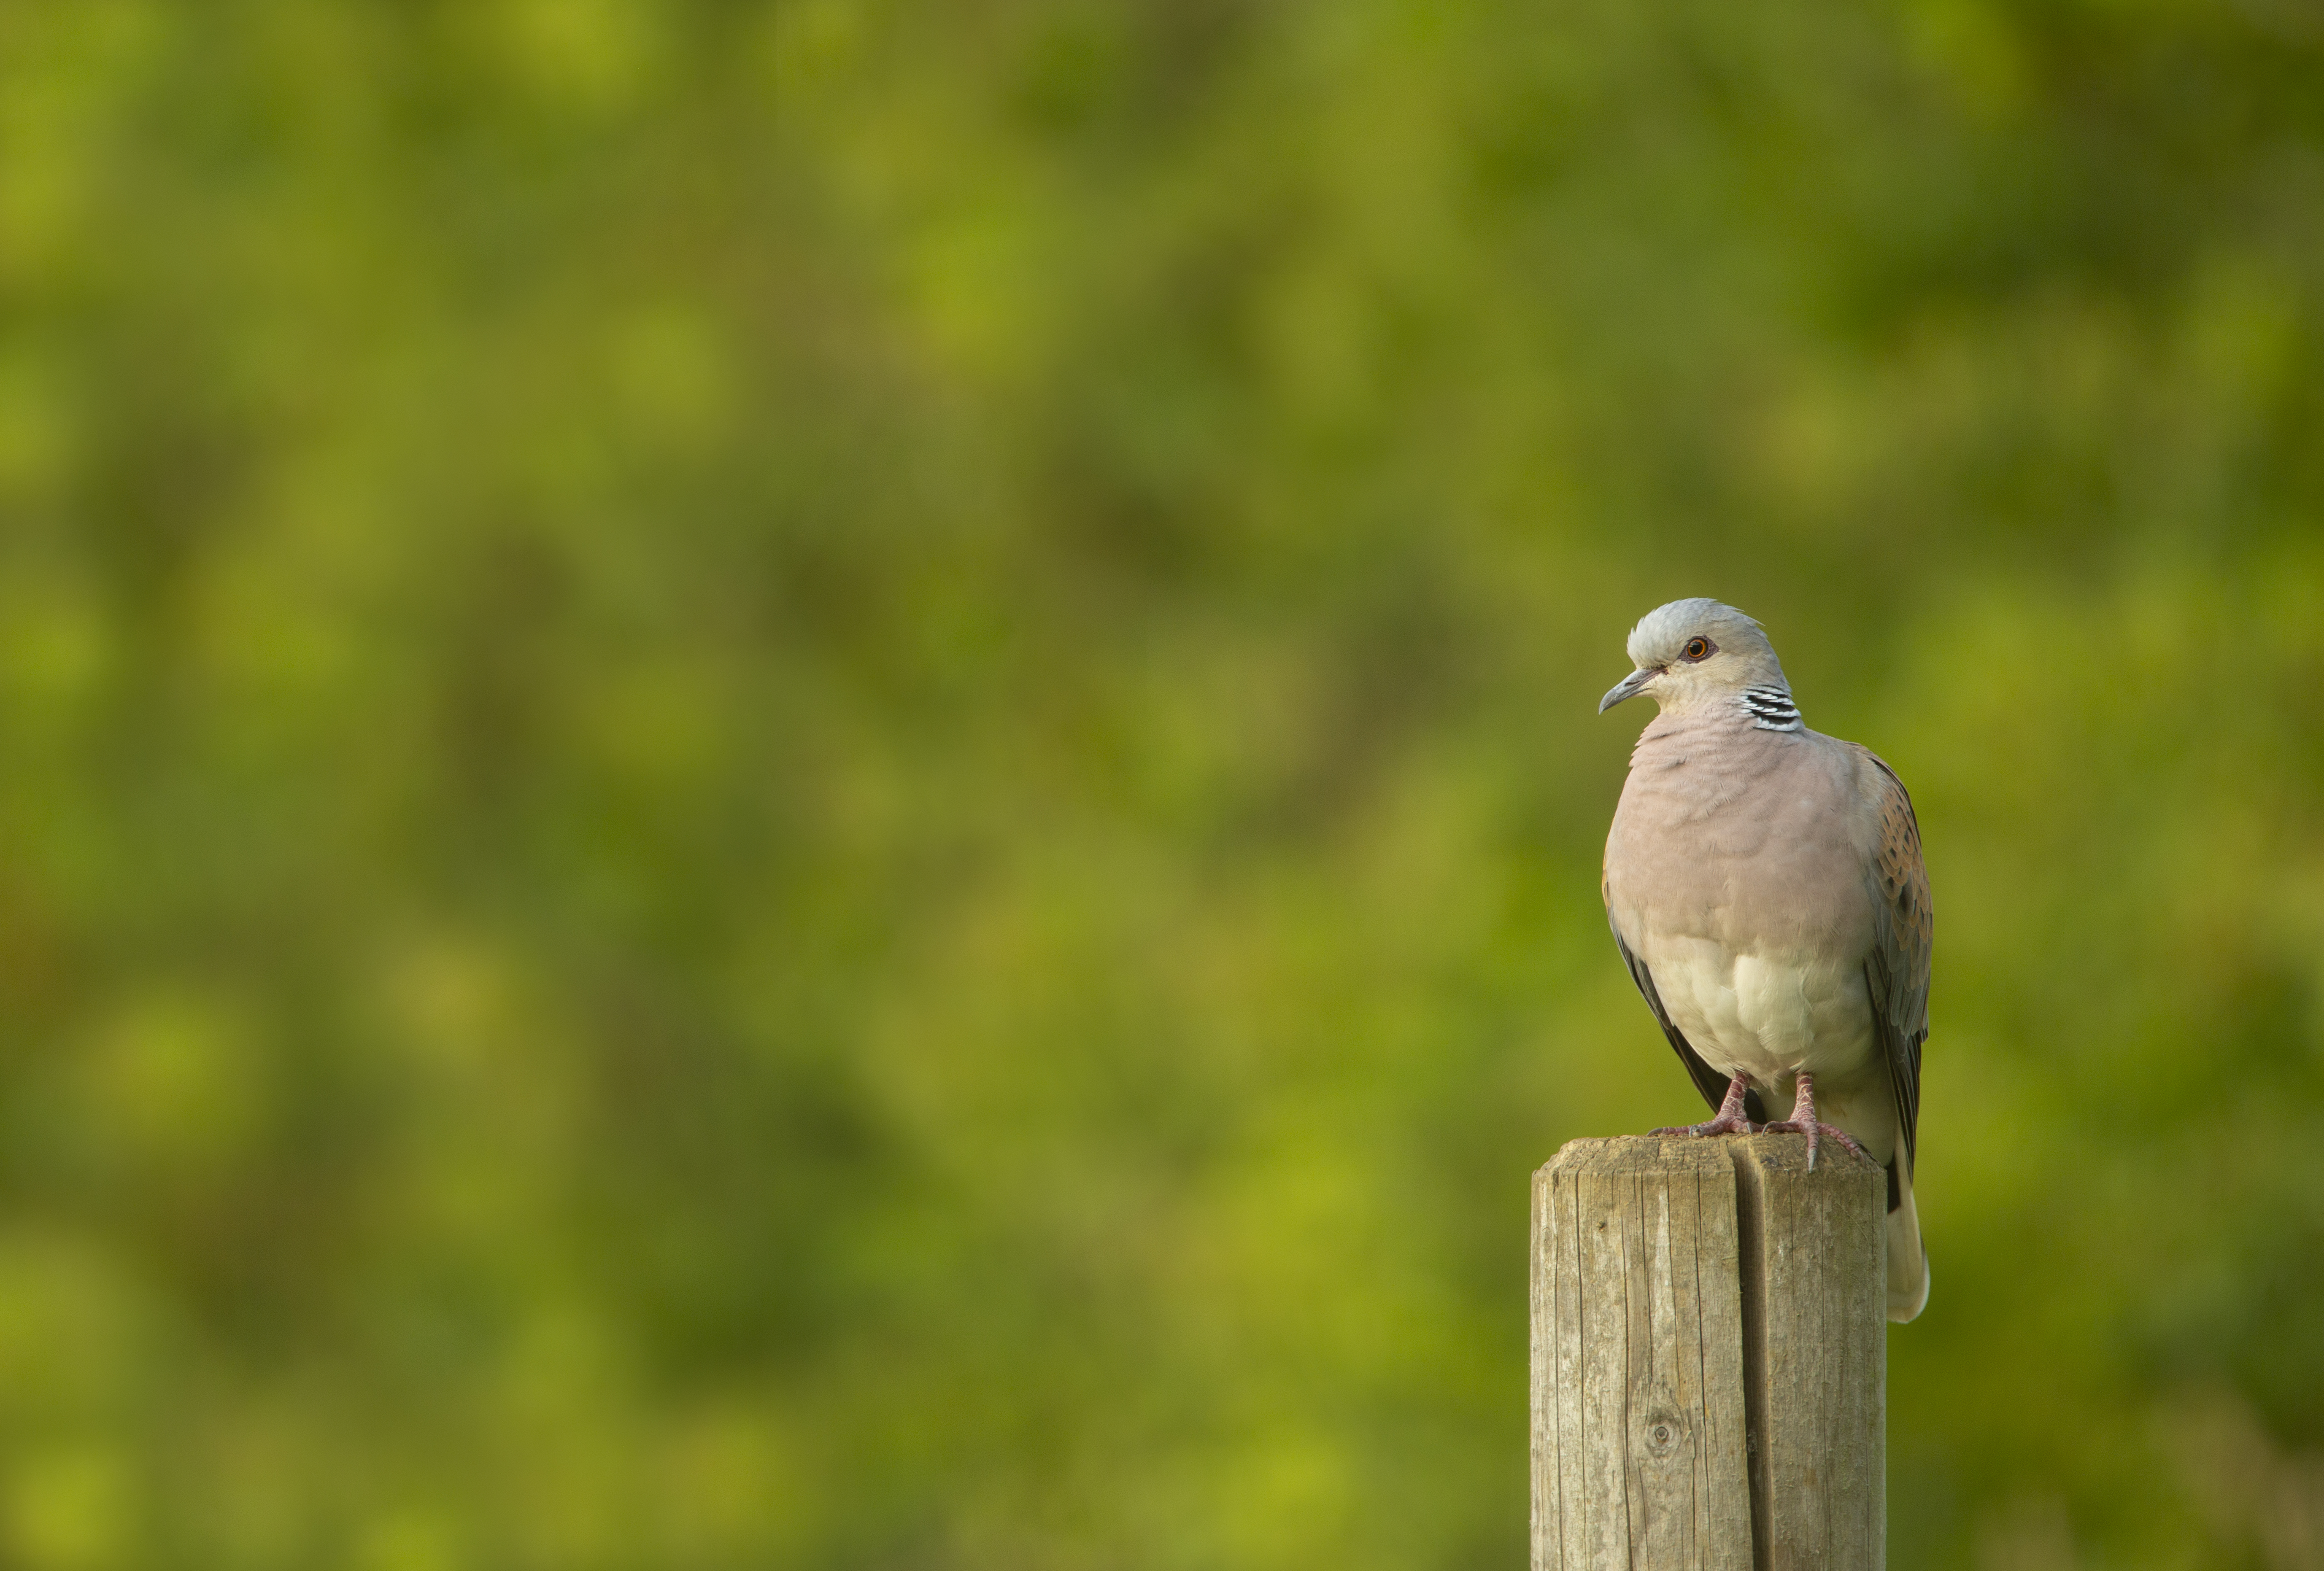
left=1530, top=1134, right=1886, bottom=1570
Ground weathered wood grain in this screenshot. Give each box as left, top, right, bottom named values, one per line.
left=1735, top=1137, right=1887, bottom=1568
left=1531, top=1138, right=1751, bottom=1571
left=1531, top=1134, right=1884, bottom=1570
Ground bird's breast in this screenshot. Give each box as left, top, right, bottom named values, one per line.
left=1604, top=729, right=1879, bottom=959
left=1603, top=721, right=1887, bottom=1089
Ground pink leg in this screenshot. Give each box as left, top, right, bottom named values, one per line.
left=1651, top=1072, right=1760, bottom=1139
left=1759, top=1071, right=1870, bottom=1171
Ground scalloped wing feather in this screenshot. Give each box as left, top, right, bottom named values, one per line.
left=1853, top=746, right=1931, bottom=1175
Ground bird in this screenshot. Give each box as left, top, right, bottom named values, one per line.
left=1598, top=598, right=1930, bottom=1323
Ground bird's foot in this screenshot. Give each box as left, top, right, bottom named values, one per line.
left=1758, top=1116, right=1871, bottom=1171
left=1650, top=1072, right=1760, bottom=1139
left=1759, top=1071, right=1870, bottom=1171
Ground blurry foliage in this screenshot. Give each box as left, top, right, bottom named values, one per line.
left=0, top=0, right=2314, bottom=1566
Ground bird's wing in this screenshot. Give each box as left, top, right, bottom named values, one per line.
left=1608, top=918, right=1768, bottom=1125
left=1852, top=746, right=1931, bottom=1177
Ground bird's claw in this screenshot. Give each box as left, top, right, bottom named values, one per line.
left=1756, top=1070, right=1872, bottom=1172
left=1758, top=1118, right=1871, bottom=1172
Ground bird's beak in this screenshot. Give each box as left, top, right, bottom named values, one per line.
left=1598, top=668, right=1655, bottom=713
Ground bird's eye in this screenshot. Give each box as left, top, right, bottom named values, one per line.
left=1681, top=636, right=1715, bottom=662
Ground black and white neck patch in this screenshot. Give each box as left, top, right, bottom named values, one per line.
left=1739, top=685, right=1803, bottom=733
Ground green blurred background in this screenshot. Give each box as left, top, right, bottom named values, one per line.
left=0, top=0, right=2319, bottom=1565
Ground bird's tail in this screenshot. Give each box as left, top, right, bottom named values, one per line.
left=1886, top=1161, right=1930, bottom=1323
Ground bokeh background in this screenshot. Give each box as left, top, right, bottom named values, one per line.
left=0, top=0, right=2318, bottom=1565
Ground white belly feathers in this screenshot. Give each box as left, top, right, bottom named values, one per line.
left=1630, top=932, right=1873, bottom=1088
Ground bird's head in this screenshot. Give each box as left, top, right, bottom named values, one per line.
left=1598, top=598, right=1790, bottom=716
